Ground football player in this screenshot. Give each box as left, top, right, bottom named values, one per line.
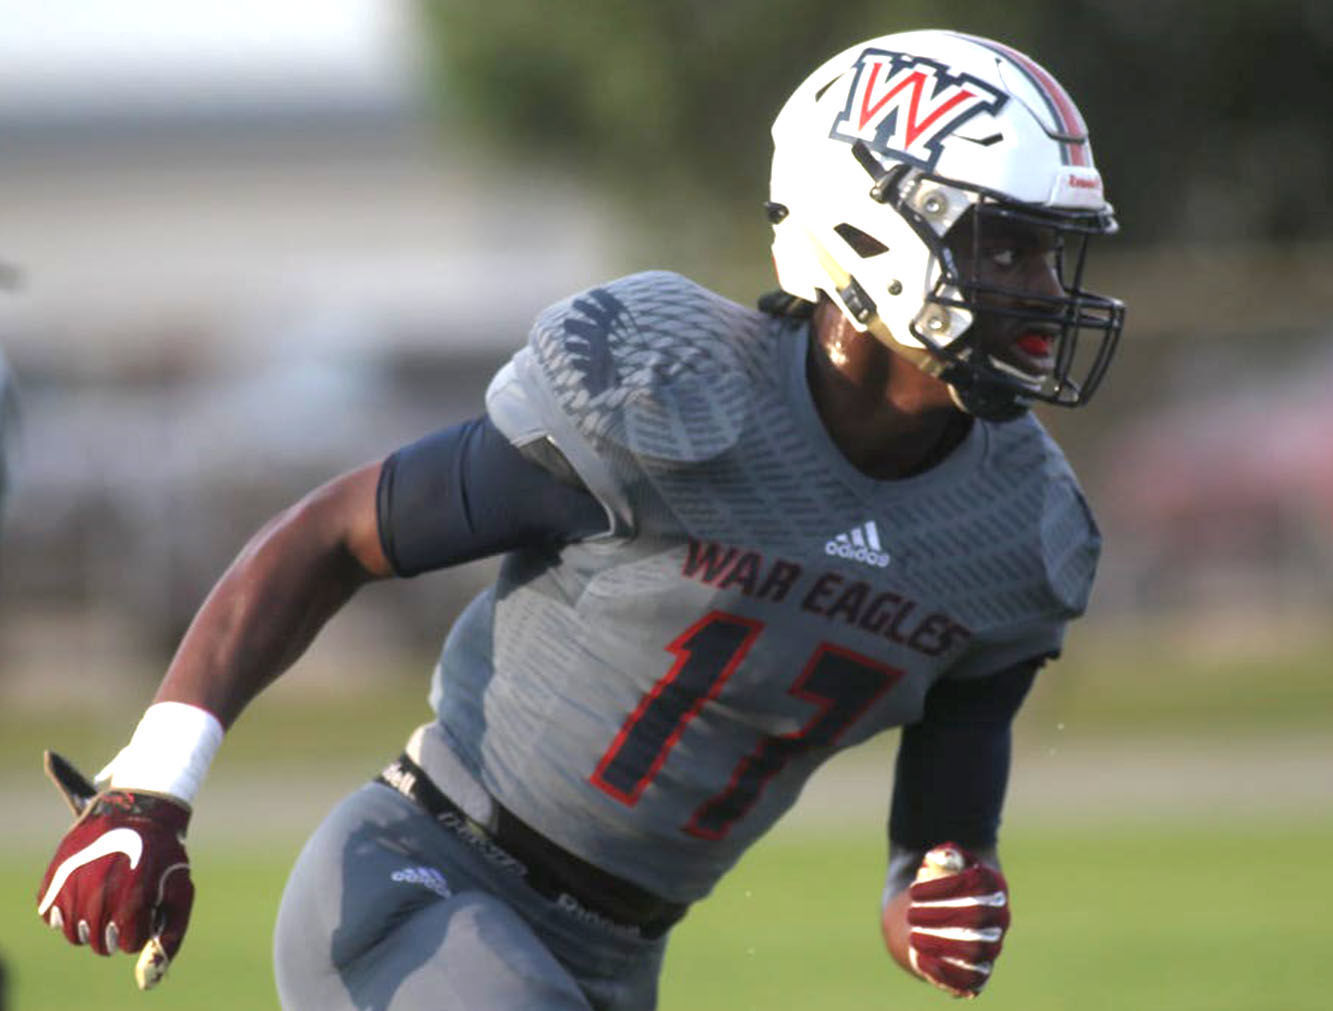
left=37, top=30, right=1123, bottom=1007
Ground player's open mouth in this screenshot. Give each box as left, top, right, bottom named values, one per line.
left=1004, top=329, right=1056, bottom=376
left=1013, top=333, right=1053, bottom=358
left=980, top=327, right=1057, bottom=389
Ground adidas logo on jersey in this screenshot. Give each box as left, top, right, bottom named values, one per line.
left=824, top=521, right=891, bottom=568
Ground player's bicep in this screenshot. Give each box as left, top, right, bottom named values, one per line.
left=376, top=414, right=608, bottom=577
left=337, top=462, right=395, bottom=578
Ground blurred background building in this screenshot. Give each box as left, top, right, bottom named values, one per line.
left=0, top=0, right=625, bottom=689
left=2, top=0, right=1333, bottom=694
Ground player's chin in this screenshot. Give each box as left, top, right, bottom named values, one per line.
left=984, top=345, right=1051, bottom=391
left=971, top=325, right=1053, bottom=388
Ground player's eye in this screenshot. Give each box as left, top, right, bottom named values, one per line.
left=988, top=247, right=1017, bottom=269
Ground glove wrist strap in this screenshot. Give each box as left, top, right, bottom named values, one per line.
left=98, top=702, right=225, bottom=806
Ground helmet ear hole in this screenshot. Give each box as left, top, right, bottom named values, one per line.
left=833, top=223, right=889, bottom=258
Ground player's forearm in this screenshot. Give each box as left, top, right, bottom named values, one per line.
left=152, top=468, right=388, bottom=727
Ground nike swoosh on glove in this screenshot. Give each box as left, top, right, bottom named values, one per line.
left=37, top=786, right=192, bottom=987
left=907, top=843, right=1010, bottom=999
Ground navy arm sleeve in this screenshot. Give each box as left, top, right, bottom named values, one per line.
left=376, top=414, right=609, bottom=577
left=888, top=659, right=1043, bottom=850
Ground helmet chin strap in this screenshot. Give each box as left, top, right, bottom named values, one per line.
left=879, top=324, right=1030, bottom=423
left=939, top=364, right=1031, bottom=422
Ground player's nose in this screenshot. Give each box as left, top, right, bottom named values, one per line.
left=1017, top=251, right=1063, bottom=305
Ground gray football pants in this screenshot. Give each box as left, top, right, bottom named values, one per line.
left=274, top=782, right=668, bottom=1011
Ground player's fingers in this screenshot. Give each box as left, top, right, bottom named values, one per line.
left=90, top=854, right=151, bottom=956
left=40, top=892, right=80, bottom=945
left=908, top=900, right=1010, bottom=931
left=87, top=919, right=117, bottom=957
left=910, top=929, right=1004, bottom=964
left=109, top=888, right=154, bottom=954
left=36, top=865, right=78, bottom=943
left=59, top=898, right=87, bottom=947
left=83, top=883, right=115, bottom=956
left=43, top=900, right=67, bottom=935
left=87, top=918, right=114, bottom=957
left=912, top=950, right=992, bottom=998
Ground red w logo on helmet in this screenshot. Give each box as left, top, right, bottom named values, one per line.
left=830, top=50, right=1006, bottom=170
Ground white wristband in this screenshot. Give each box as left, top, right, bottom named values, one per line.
left=96, top=702, right=225, bottom=806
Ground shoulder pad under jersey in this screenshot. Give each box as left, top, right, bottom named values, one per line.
left=946, top=417, right=1101, bottom=679
left=990, top=413, right=1102, bottom=621
left=486, top=271, right=764, bottom=534
left=1023, top=424, right=1101, bottom=623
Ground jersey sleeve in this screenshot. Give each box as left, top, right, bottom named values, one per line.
left=376, top=415, right=609, bottom=577
left=946, top=462, right=1101, bottom=680
left=485, top=271, right=757, bottom=540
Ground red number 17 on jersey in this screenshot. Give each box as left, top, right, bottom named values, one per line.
left=591, top=610, right=903, bottom=840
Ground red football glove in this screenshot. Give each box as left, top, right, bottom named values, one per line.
left=37, top=753, right=193, bottom=989
left=906, top=843, right=1010, bottom=999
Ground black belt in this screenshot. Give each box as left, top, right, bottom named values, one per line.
left=375, top=753, right=687, bottom=939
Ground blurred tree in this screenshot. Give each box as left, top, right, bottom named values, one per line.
left=420, top=0, right=1332, bottom=268
left=1029, top=0, right=1333, bottom=245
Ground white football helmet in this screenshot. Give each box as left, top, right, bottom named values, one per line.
left=769, top=29, right=1124, bottom=420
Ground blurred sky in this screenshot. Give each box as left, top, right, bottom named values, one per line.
left=0, top=0, right=624, bottom=366
left=0, top=0, right=417, bottom=114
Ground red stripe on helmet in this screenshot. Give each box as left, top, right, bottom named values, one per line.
left=972, top=37, right=1089, bottom=166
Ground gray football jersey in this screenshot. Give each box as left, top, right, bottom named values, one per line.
left=429, top=271, right=1099, bottom=904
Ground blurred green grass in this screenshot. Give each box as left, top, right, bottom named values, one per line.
left=0, top=666, right=438, bottom=779
left=1017, top=622, right=1333, bottom=741
left=662, top=819, right=1333, bottom=1011
left=6, top=820, right=1330, bottom=1011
